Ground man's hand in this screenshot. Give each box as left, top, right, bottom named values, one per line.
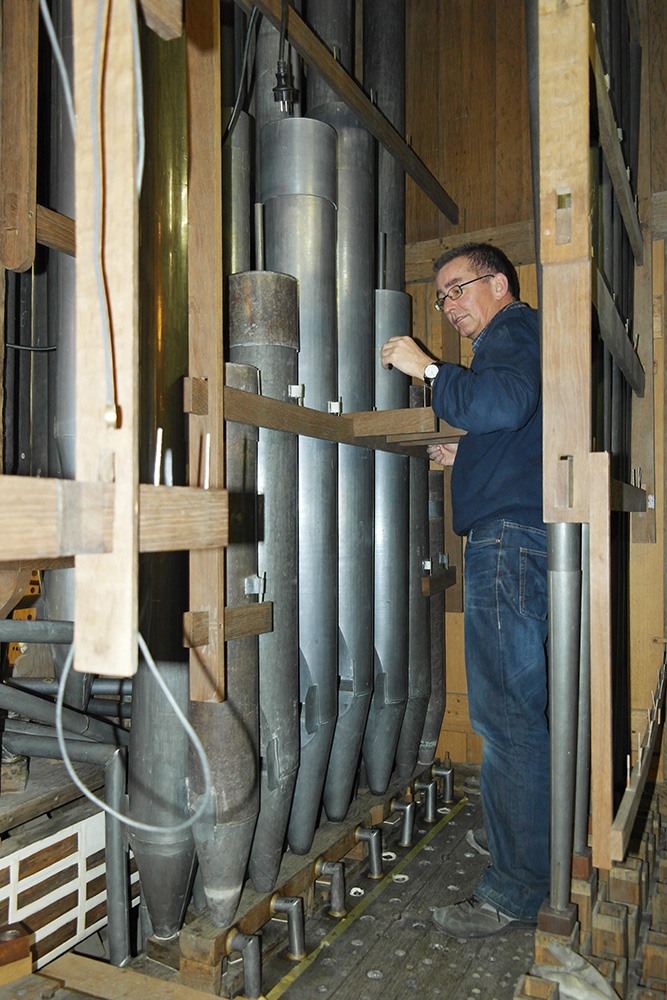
left=381, top=335, right=434, bottom=380
left=427, top=443, right=458, bottom=467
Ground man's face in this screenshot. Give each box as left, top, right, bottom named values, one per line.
left=434, top=257, right=506, bottom=342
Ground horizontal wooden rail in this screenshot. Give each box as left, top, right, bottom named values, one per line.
left=594, top=268, right=645, bottom=396
left=36, top=204, right=75, bottom=256
left=0, top=476, right=228, bottom=560
left=405, top=219, right=536, bottom=284
left=238, top=0, right=458, bottom=224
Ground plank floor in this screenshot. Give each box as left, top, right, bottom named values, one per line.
left=256, top=792, right=537, bottom=1000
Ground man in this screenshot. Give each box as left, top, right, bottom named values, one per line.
left=381, top=243, right=549, bottom=937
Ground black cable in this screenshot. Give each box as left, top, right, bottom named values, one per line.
left=223, top=6, right=260, bottom=146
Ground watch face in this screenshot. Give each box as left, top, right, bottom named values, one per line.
left=425, top=363, right=439, bottom=380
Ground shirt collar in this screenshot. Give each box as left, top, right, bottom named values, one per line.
left=471, top=300, right=525, bottom=354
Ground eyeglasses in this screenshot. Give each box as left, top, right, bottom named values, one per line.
left=434, top=274, right=494, bottom=311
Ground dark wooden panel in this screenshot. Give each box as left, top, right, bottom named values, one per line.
left=19, top=834, right=78, bottom=880
left=649, top=0, right=667, bottom=192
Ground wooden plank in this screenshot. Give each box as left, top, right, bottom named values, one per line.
left=648, top=0, right=667, bottom=193
left=44, top=954, right=221, bottom=1000
left=239, top=0, right=458, bottom=225
left=594, top=268, right=645, bottom=396
left=590, top=23, right=644, bottom=263
left=139, top=0, right=183, bottom=40
left=405, top=220, right=535, bottom=284
left=73, top=0, right=138, bottom=678
left=495, top=1, right=532, bottom=228
left=224, top=603, right=273, bottom=641
left=589, top=451, right=615, bottom=872
left=0, top=0, right=38, bottom=272
left=421, top=566, right=457, bottom=598
left=349, top=407, right=438, bottom=438
left=0, top=762, right=104, bottom=835
left=138, top=486, right=228, bottom=552
left=651, top=190, right=667, bottom=240
left=187, top=0, right=226, bottom=702
left=36, top=205, right=75, bottom=257
left=631, top=0, right=656, bottom=542
left=609, top=479, right=646, bottom=513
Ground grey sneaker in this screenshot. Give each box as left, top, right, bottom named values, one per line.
left=465, top=827, right=490, bottom=856
left=431, top=896, right=517, bottom=938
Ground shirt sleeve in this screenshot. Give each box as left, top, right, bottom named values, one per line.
left=430, top=319, right=541, bottom=435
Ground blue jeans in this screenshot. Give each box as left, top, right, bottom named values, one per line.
left=464, top=519, right=549, bottom=921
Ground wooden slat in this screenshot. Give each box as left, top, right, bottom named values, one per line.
left=44, top=954, right=222, bottom=1000
left=0, top=0, right=38, bottom=272
left=225, top=385, right=352, bottom=443
left=240, top=0, right=458, bottom=225
left=653, top=191, right=667, bottom=241
left=609, top=479, right=647, bottom=513
left=36, top=205, right=75, bottom=256
left=590, top=23, right=644, bottom=263
left=594, top=268, right=646, bottom=396
left=609, top=660, right=666, bottom=860
left=631, top=0, right=656, bottom=543
left=139, top=0, right=183, bottom=40
left=589, top=451, right=615, bottom=872
left=224, top=603, right=273, bottom=641
left=405, top=219, right=535, bottom=284
left=187, top=0, right=226, bottom=702
left=349, top=407, right=438, bottom=438
left=73, top=0, right=138, bottom=678
left=138, top=486, right=228, bottom=552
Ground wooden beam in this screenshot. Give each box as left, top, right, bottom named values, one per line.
left=348, top=407, right=438, bottom=438
left=139, top=0, right=183, bottom=40
left=239, top=0, right=458, bottom=225
left=187, top=0, right=226, bottom=702
left=590, top=23, right=644, bottom=263
left=421, top=566, right=457, bottom=598
left=73, top=0, right=139, bottom=678
left=224, top=603, right=273, bottom=641
left=405, top=219, right=536, bottom=284
left=653, top=191, right=667, bottom=240
left=609, top=479, right=647, bottom=513
left=594, top=268, right=645, bottom=396
left=0, top=0, right=38, bottom=272
left=139, top=486, right=228, bottom=552
left=44, top=953, right=220, bottom=1000
left=36, top=205, right=75, bottom=256
left=589, top=451, right=615, bottom=872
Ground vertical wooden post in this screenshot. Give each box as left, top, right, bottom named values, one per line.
left=0, top=0, right=38, bottom=272
left=538, top=0, right=591, bottom=524
left=186, top=0, right=226, bottom=702
left=73, top=0, right=138, bottom=676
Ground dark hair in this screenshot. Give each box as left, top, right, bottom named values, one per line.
left=433, top=242, right=520, bottom=300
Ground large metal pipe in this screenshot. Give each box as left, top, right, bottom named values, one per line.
left=0, top=683, right=127, bottom=746
left=229, top=271, right=300, bottom=893
left=419, top=470, right=446, bottom=764
left=189, top=362, right=260, bottom=928
left=260, top=117, right=339, bottom=855
left=362, top=290, right=410, bottom=795
left=363, top=0, right=405, bottom=292
left=573, top=523, right=591, bottom=856
left=547, top=522, right=582, bottom=912
left=305, top=0, right=353, bottom=114
left=395, top=386, right=431, bottom=777
left=0, top=619, right=73, bottom=643
left=306, top=104, right=375, bottom=824
left=223, top=108, right=251, bottom=280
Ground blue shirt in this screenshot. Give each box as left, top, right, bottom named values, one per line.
left=430, top=301, right=543, bottom=536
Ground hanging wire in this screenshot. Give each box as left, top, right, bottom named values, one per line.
left=38, top=0, right=76, bottom=136
left=54, top=635, right=213, bottom=835
left=223, top=6, right=260, bottom=146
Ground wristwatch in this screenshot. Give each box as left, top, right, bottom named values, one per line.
left=423, top=362, right=442, bottom=387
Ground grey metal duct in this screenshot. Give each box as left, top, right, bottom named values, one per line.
left=189, top=362, right=260, bottom=928
left=362, top=290, right=410, bottom=794
left=305, top=0, right=354, bottom=113
left=304, top=104, right=375, bottom=823
left=363, top=0, right=405, bottom=292
left=228, top=270, right=300, bottom=892
left=127, top=659, right=195, bottom=941
left=260, top=117, right=339, bottom=854
left=223, top=109, right=251, bottom=278
left=418, top=470, right=446, bottom=764
left=547, top=523, right=582, bottom=912
left=0, top=682, right=127, bottom=746
left=573, top=523, right=591, bottom=856
left=395, top=386, right=431, bottom=777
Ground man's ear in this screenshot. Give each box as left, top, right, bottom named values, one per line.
left=492, top=272, right=509, bottom=299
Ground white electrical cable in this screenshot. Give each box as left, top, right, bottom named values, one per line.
left=38, top=0, right=76, bottom=137
left=54, top=636, right=213, bottom=835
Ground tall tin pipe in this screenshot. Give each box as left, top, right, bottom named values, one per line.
left=307, top=104, right=375, bottom=823
left=419, top=470, right=446, bottom=764
left=363, top=0, right=405, bottom=292
left=260, top=118, right=339, bottom=854
left=228, top=271, right=300, bottom=892
left=127, top=24, right=195, bottom=941
left=189, top=362, right=260, bottom=928
left=42, top=0, right=90, bottom=711
left=305, top=0, right=354, bottom=114
left=362, top=290, right=410, bottom=794
left=223, top=109, right=252, bottom=279
left=547, top=522, right=582, bottom=912
left=395, top=386, right=431, bottom=777
left=573, top=523, right=591, bottom=856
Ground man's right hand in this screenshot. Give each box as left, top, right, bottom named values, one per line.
left=427, top=443, right=459, bottom=467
